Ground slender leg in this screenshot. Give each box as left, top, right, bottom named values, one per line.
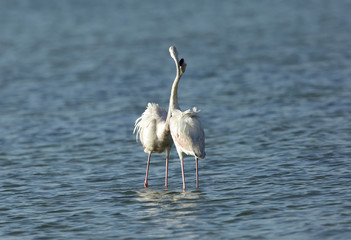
left=180, top=157, right=186, bottom=191
left=144, top=153, right=151, bottom=188
left=195, top=157, right=199, bottom=189
left=165, top=153, right=169, bottom=188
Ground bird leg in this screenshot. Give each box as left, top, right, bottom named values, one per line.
left=180, top=157, right=186, bottom=191
left=144, top=153, right=151, bottom=188
left=165, top=153, right=169, bottom=188
left=195, top=157, right=199, bottom=188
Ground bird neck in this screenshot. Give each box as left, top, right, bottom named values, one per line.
left=165, top=66, right=181, bottom=129
left=169, top=73, right=180, bottom=111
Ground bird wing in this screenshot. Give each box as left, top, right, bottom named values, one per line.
left=134, top=103, right=167, bottom=142
left=171, top=108, right=206, bottom=159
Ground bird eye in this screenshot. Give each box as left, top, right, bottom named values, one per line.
left=179, top=58, right=184, bottom=66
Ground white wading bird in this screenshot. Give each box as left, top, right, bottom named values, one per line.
left=168, top=46, right=206, bottom=191
left=133, top=46, right=187, bottom=188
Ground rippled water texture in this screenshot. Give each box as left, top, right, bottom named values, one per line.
left=1, top=0, right=351, bottom=239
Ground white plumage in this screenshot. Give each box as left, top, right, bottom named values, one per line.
left=170, top=108, right=205, bottom=159
left=134, top=103, right=172, bottom=154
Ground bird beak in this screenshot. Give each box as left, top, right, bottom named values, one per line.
left=180, top=58, right=187, bottom=74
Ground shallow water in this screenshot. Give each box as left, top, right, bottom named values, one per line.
left=1, top=0, right=351, bottom=239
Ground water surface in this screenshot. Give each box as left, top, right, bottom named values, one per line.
left=1, top=1, right=351, bottom=239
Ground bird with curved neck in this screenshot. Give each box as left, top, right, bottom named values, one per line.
left=133, top=46, right=187, bottom=188
left=168, top=46, right=206, bottom=191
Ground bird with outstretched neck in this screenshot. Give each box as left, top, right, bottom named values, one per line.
left=168, top=46, right=206, bottom=191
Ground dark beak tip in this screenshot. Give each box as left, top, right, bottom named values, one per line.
left=179, top=58, right=184, bottom=66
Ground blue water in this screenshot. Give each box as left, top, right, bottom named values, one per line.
left=1, top=0, right=351, bottom=239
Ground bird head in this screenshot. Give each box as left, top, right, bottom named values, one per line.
left=169, top=46, right=187, bottom=76
left=169, top=46, right=178, bottom=61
